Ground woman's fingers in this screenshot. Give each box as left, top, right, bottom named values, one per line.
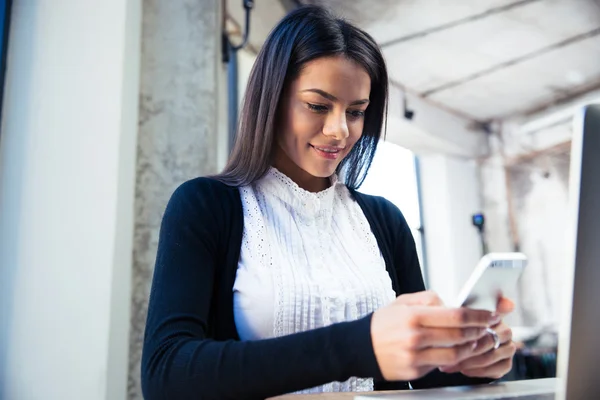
left=459, top=356, right=514, bottom=380
left=371, top=292, right=514, bottom=382
left=468, top=341, right=516, bottom=369
left=417, top=341, right=478, bottom=367
left=437, top=322, right=515, bottom=376
left=472, top=323, right=513, bottom=355
left=406, top=327, right=488, bottom=349
left=442, top=340, right=516, bottom=371
left=413, top=307, right=500, bottom=329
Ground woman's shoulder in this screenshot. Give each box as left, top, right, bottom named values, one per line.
left=174, top=176, right=239, bottom=197
left=349, top=189, right=412, bottom=245
left=165, top=176, right=242, bottom=220
left=351, top=189, right=407, bottom=224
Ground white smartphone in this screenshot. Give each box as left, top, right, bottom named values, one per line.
left=453, top=252, right=528, bottom=312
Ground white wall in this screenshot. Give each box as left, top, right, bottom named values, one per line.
left=480, top=121, right=574, bottom=330
left=419, top=154, right=483, bottom=304
left=0, top=1, right=141, bottom=399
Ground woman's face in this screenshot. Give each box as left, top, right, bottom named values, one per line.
left=273, top=55, right=371, bottom=189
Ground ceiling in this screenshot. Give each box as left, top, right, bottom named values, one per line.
left=295, top=0, right=600, bottom=125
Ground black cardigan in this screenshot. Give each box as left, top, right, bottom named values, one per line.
left=141, top=177, right=490, bottom=399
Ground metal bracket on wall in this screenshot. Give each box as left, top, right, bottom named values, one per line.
left=222, top=0, right=254, bottom=62
left=222, top=0, right=254, bottom=154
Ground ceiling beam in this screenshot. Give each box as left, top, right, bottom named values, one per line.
left=379, top=0, right=542, bottom=49
left=391, top=79, right=480, bottom=122
left=518, top=80, right=600, bottom=119
left=511, top=83, right=600, bottom=134
left=387, top=82, right=488, bottom=157
left=421, top=27, right=600, bottom=97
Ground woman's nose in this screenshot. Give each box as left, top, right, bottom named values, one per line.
left=322, top=111, right=349, bottom=141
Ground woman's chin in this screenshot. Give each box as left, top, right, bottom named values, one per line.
left=303, top=164, right=337, bottom=179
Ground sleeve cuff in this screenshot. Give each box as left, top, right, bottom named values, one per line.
left=332, top=313, right=384, bottom=381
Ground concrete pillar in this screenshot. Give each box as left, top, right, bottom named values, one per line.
left=127, top=1, right=226, bottom=398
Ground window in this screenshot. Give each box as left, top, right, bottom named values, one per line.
left=359, top=141, right=427, bottom=281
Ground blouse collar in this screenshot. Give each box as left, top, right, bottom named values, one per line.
left=256, top=167, right=342, bottom=219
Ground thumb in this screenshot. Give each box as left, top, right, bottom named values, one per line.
left=496, top=296, right=515, bottom=316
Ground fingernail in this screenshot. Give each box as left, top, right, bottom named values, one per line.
left=472, top=341, right=478, bottom=350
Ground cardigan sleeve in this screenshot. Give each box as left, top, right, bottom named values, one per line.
left=141, top=179, right=383, bottom=400
left=382, top=198, right=494, bottom=390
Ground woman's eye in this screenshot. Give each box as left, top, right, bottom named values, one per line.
left=307, top=103, right=328, bottom=113
left=347, top=110, right=365, bottom=118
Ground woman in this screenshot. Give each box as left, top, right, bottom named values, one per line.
left=141, top=5, right=516, bottom=399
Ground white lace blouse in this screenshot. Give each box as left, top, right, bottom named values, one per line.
left=233, top=167, right=396, bottom=394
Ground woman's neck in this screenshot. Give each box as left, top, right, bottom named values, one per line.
left=272, top=148, right=330, bottom=193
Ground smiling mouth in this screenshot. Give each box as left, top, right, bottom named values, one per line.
left=310, top=144, right=345, bottom=160
left=314, top=147, right=341, bottom=153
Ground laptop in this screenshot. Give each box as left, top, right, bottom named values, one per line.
left=357, top=104, right=600, bottom=400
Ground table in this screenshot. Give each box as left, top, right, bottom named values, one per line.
left=269, top=378, right=558, bottom=400
left=271, top=393, right=367, bottom=400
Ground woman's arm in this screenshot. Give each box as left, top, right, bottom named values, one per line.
left=141, top=179, right=382, bottom=400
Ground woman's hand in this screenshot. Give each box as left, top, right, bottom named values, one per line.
left=370, top=291, right=501, bottom=381
left=438, top=297, right=517, bottom=379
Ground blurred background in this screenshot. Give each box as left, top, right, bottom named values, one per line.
left=0, top=0, right=599, bottom=399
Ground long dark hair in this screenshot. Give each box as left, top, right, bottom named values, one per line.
left=214, top=5, right=388, bottom=189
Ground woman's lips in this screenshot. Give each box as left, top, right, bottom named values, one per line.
left=310, top=144, right=345, bottom=160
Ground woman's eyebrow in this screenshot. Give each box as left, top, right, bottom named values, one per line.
left=301, top=88, right=369, bottom=105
